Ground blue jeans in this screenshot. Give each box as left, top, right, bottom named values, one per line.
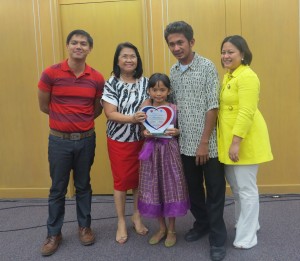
left=47, top=133, right=96, bottom=236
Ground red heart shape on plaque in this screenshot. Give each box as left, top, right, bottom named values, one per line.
left=141, top=105, right=174, bottom=133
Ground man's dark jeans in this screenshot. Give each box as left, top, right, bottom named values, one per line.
left=47, top=133, right=96, bottom=236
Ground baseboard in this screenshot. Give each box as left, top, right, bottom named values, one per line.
left=226, top=184, right=300, bottom=195
left=0, top=188, right=73, bottom=198
left=0, top=184, right=299, bottom=198
left=257, top=184, right=300, bottom=194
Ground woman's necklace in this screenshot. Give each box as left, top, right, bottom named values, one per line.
left=120, top=75, right=139, bottom=93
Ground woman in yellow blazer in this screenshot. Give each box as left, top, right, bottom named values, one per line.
left=218, top=35, right=273, bottom=249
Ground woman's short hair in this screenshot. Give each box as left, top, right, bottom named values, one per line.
left=112, top=42, right=143, bottom=78
left=221, top=35, right=252, bottom=66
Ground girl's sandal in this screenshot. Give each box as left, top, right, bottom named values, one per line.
left=164, top=231, right=176, bottom=247
left=149, top=230, right=167, bottom=245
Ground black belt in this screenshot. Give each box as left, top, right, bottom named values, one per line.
left=50, top=128, right=95, bottom=140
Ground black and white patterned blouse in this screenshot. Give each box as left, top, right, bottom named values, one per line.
left=170, top=53, right=220, bottom=157
left=102, top=76, right=148, bottom=142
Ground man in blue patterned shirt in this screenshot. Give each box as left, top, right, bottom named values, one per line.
left=164, top=21, right=227, bottom=261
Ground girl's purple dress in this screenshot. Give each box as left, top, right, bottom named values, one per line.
left=138, top=104, right=190, bottom=218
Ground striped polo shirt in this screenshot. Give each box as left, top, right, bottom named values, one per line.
left=38, top=60, right=105, bottom=132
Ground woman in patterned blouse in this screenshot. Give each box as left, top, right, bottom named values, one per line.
left=102, top=42, right=149, bottom=244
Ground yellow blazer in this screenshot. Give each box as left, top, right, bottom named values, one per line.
left=217, top=65, right=273, bottom=165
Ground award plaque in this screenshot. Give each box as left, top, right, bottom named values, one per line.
left=140, top=105, right=174, bottom=137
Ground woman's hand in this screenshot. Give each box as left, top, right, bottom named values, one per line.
left=132, top=111, right=146, bottom=123
left=229, top=136, right=242, bottom=162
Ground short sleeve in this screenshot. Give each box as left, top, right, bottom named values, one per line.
left=205, top=62, right=220, bottom=111
left=102, top=76, right=119, bottom=107
left=38, top=68, right=53, bottom=92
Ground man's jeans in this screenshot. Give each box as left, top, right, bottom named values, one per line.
left=47, top=133, right=96, bottom=236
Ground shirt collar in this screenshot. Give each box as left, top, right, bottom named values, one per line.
left=227, top=64, right=249, bottom=79
left=175, top=52, right=199, bottom=71
left=61, top=59, right=91, bottom=75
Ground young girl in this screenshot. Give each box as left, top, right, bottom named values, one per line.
left=137, top=73, right=190, bottom=247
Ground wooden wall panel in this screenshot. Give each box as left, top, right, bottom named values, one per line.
left=239, top=0, right=300, bottom=192
left=224, top=0, right=241, bottom=35
left=0, top=0, right=62, bottom=197
left=143, top=0, right=168, bottom=74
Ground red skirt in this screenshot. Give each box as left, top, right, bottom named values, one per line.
left=107, top=137, right=144, bottom=191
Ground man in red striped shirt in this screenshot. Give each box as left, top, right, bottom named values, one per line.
left=38, top=29, right=105, bottom=256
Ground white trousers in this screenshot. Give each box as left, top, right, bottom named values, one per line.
left=225, top=164, right=259, bottom=249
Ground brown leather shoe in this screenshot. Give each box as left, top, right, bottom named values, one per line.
left=41, top=234, right=62, bottom=256
left=79, top=227, right=95, bottom=245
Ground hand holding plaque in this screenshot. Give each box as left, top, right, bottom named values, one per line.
left=140, top=105, right=174, bottom=138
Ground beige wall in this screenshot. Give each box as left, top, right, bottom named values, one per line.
left=238, top=0, right=300, bottom=193
left=0, top=0, right=62, bottom=197
left=0, top=0, right=299, bottom=198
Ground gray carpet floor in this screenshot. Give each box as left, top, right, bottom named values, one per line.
left=0, top=195, right=299, bottom=261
